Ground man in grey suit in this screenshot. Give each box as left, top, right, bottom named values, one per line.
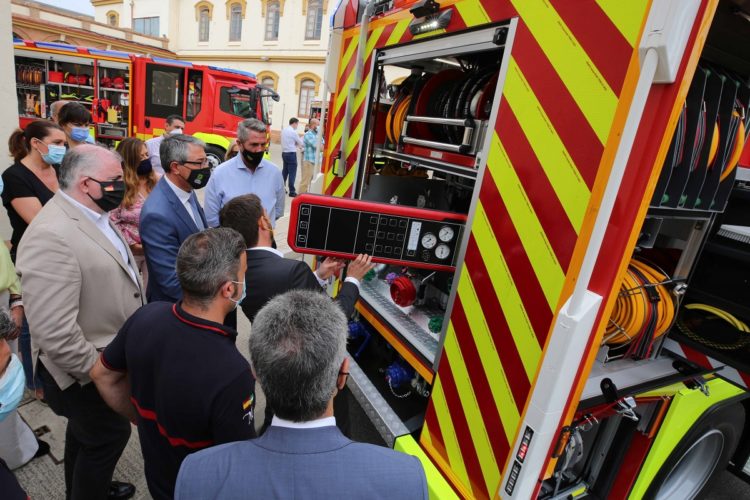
left=17, top=145, right=142, bottom=500
left=175, top=289, right=428, bottom=499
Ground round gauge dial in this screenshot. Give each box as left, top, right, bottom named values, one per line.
left=421, top=232, right=437, bottom=249
left=438, top=226, right=455, bottom=242
left=435, top=244, right=451, bottom=260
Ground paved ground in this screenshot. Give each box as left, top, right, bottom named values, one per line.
left=9, top=144, right=750, bottom=498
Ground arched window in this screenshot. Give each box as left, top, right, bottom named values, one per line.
left=298, top=79, right=316, bottom=118
left=199, top=8, right=210, bottom=41
left=106, top=10, right=119, bottom=27
left=265, top=1, right=280, bottom=41
left=229, top=3, right=242, bottom=41
left=305, top=0, right=323, bottom=40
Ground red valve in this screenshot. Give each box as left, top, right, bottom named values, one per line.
left=390, top=276, right=417, bottom=307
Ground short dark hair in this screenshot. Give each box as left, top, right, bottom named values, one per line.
left=166, top=115, right=185, bottom=125
left=176, top=228, right=246, bottom=308
left=289, top=117, right=299, bottom=125
left=58, top=102, right=91, bottom=127
left=219, top=194, right=263, bottom=248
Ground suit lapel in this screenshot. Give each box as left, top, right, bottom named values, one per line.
left=159, top=178, right=199, bottom=232
left=53, top=194, right=138, bottom=287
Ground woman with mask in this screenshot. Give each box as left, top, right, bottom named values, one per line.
left=110, top=137, right=159, bottom=288
left=57, top=102, right=93, bottom=148
left=4, top=121, right=66, bottom=399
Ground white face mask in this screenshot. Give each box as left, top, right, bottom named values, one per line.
left=169, top=128, right=183, bottom=135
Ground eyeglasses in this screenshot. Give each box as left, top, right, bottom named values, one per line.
left=181, top=159, right=209, bottom=167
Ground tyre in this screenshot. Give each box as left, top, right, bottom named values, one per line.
left=205, top=145, right=226, bottom=171
left=646, top=402, right=745, bottom=500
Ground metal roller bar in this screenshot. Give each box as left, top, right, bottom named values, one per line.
left=404, top=115, right=477, bottom=127
left=402, top=136, right=464, bottom=153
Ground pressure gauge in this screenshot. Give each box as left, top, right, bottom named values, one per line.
left=435, top=244, right=451, bottom=260
left=421, top=232, right=437, bottom=249
left=438, top=226, right=455, bottom=242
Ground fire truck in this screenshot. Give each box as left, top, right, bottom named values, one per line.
left=286, top=0, right=750, bottom=498
left=13, top=39, right=278, bottom=167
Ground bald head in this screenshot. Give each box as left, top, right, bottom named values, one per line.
left=309, top=118, right=320, bottom=131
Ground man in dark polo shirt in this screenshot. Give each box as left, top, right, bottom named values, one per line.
left=90, top=227, right=255, bottom=500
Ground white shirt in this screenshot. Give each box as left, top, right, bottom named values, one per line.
left=59, top=190, right=137, bottom=283
left=272, top=415, right=336, bottom=429
left=251, top=247, right=360, bottom=289
left=281, top=126, right=304, bottom=153
left=146, top=135, right=165, bottom=176
left=164, top=175, right=199, bottom=226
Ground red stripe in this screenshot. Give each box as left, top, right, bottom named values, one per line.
left=424, top=403, right=448, bottom=460
left=172, top=303, right=229, bottom=337
left=461, top=244, right=531, bottom=408
left=737, top=371, right=750, bottom=389
left=679, top=344, right=712, bottom=370
left=449, top=297, right=511, bottom=466
left=436, top=358, right=491, bottom=499
left=548, top=0, right=633, bottom=96
left=362, top=23, right=396, bottom=71
left=478, top=170, right=554, bottom=345
left=130, top=397, right=214, bottom=449
left=511, top=24, right=603, bottom=190
left=496, top=104, right=578, bottom=268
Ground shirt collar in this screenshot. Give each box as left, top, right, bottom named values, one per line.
left=59, top=189, right=106, bottom=224
left=272, top=416, right=336, bottom=429
left=164, top=174, right=192, bottom=204
left=172, top=302, right=237, bottom=339
left=249, top=246, right=284, bottom=258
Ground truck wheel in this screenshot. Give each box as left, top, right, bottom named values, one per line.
left=646, top=402, right=745, bottom=500
left=205, top=145, right=226, bottom=171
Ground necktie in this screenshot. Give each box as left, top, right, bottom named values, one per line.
left=189, top=194, right=205, bottom=230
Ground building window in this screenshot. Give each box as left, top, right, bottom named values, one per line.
left=107, top=11, right=119, bottom=27
left=229, top=4, right=243, bottom=41
left=265, top=1, right=280, bottom=41
left=198, top=8, right=210, bottom=41
left=305, top=0, right=323, bottom=40
left=298, top=79, right=315, bottom=118
left=134, top=16, right=160, bottom=37
left=261, top=77, right=276, bottom=89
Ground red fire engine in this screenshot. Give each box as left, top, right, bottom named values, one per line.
left=287, top=0, right=750, bottom=498
left=13, top=39, right=278, bottom=166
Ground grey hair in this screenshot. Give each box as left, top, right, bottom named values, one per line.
left=176, top=228, right=245, bottom=308
left=237, top=118, right=268, bottom=142
left=159, top=134, right=206, bottom=173
left=59, top=144, right=121, bottom=191
left=250, top=290, right=348, bottom=422
left=0, top=311, right=14, bottom=341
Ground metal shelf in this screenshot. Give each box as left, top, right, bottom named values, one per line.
left=373, top=146, right=478, bottom=180
left=99, top=87, right=129, bottom=93
left=647, top=205, right=714, bottom=220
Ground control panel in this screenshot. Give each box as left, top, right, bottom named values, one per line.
left=288, top=194, right=467, bottom=271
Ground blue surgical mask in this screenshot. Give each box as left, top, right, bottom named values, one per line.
left=0, top=354, right=26, bottom=422
left=70, top=126, right=90, bottom=143
left=230, top=280, right=246, bottom=309
left=41, top=144, right=67, bottom=166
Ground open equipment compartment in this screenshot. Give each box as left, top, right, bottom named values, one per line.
left=335, top=21, right=516, bottom=437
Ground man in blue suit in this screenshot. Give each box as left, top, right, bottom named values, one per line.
left=175, top=290, right=429, bottom=499
left=140, top=135, right=210, bottom=302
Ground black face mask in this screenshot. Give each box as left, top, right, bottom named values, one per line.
left=242, top=149, right=264, bottom=168
left=185, top=166, right=212, bottom=189
left=136, top=159, right=153, bottom=176
left=87, top=178, right=126, bottom=212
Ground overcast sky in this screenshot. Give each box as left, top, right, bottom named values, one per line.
left=38, top=0, right=95, bottom=16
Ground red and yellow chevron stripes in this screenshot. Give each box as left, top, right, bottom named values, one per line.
left=413, top=1, right=651, bottom=498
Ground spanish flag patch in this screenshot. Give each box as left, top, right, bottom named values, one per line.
left=243, top=394, right=254, bottom=411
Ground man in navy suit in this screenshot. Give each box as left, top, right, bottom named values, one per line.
left=140, top=135, right=210, bottom=302
left=175, top=290, right=429, bottom=499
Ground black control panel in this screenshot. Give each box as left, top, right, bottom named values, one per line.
left=293, top=203, right=465, bottom=270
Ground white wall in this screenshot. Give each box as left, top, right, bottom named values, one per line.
left=1, top=1, right=18, bottom=238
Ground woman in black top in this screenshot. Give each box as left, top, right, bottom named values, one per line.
left=3, top=120, right=66, bottom=260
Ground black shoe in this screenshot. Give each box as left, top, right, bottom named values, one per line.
left=108, top=481, right=135, bottom=500
left=33, top=438, right=50, bottom=458
left=289, top=192, right=297, bottom=198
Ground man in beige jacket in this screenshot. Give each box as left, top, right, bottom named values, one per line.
left=17, top=144, right=143, bottom=500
